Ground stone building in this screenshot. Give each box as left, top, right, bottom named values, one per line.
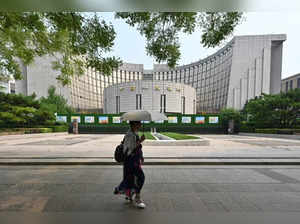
left=16, top=34, right=286, bottom=113
left=103, top=73, right=196, bottom=114
left=281, top=73, right=300, bottom=93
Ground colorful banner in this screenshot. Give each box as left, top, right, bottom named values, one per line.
left=181, top=116, right=191, bottom=124
left=56, top=116, right=67, bottom=123
left=112, top=117, right=121, bottom=123
left=209, top=116, right=219, bottom=124
left=98, top=116, right=109, bottom=124
left=85, top=116, right=94, bottom=123
left=168, top=116, right=178, bottom=124
left=195, top=116, right=205, bottom=124
left=71, top=116, right=81, bottom=123
left=141, top=120, right=150, bottom=123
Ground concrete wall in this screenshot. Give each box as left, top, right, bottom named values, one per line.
left=227, top=34, right=286, bottom=110
left=15, top=56, right=71, bottom=103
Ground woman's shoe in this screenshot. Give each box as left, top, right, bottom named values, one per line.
left=114, top=187, right=124, bottom=195
left=134, top=198, right=146, bottom=209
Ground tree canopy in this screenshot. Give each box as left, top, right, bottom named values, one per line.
left=0, top=12, right=243, bottom=85
left=0, top=92, right=55, bottom=128
left=0, top=12, right=122, bottom=85
left=115, top=12, right=242, bottom=67
left=39, top=86, right=74, bottom=114
left=243, top=89, right=300, bottom=128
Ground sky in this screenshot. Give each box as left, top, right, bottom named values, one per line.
left=101, top=12, right=299, bottom=79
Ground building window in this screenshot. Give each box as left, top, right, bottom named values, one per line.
left=136, top=94, right=142, bottom=110
left=160, top=94, right=166, bottom=113
left=286, top=81, right=288, bottom=92
left=290, top=80, right=293, bottom=90
left=116, top=96, right=120, bottom=113
left=297, top=78, right=300, bottom=89
left=181, top=96, right=185, bottom=114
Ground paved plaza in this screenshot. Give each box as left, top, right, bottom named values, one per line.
left=1, top=133, right=300, bottom=164
left=1, top=133, right=300, bottom=222
left=1, top=165, right=300, bottom=223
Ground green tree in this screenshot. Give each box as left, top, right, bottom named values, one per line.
left=243, top=89, right=300, bottom=128
left=1, top=12, right=243, bottom=85
left=0, top=12, right=122, bottom=85
left=0, top=92, right=55, bottom=128
left=40, top=86, right=74, bottom=114
left=115, top=12, right=243, bottom=67
left=219, top=108, right=241, bottom=132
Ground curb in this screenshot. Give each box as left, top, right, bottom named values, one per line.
left=1, top=161, right=300, bottom=166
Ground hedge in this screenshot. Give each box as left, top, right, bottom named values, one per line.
left=49, top=125, right=68, bottom=132
left=239, top=126, right=255, bottom=133
left=255, top=129, right=300, bottom=135
left=78, top=124, right=226, bottom=134
left=24, top=128, right=53, bottom=134
left=0, top=125, right=68, bottom=134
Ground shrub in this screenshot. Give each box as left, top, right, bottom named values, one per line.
left=219, top=108, right=241, bottom=133
left=255, top=129, right=278, bottom=134
left=51, top=125, right=68, bottom=132
left=255, top=128, right=300, bottom=135
left=24, top=128, right=53, bottom=134
left=240, top=125, right=255, bottom=133
left=78, top=124, right=226, bottom=134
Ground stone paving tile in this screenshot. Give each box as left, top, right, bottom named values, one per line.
left=231, top=140, right=300, bottom=146
left=271, top=169, right=300, bottom=182
left=201, top=183, right=298, bottom=192
left=170, top=194, right=198, bottom=212
left=201, top=135, right=257, bottom=139
left=157, top=168, right=279, bottom=183
left=143, top=183, right=196, bottom=194
left=0, top=195, right=49, bottom=212
left=204, top=192, right=252, bottom=212
left=255, top=168, right=300, bottom=183
left=196, top=193, right=229, bottom=212
left=242, top=192, right=300, bottom=212
left=286, top=184, right=300, bottom=192
left=150, top=194, right=175, bottom=212
left=225, top=193, right=263, bottom=212
left=18, top=139, right=88, bottom=146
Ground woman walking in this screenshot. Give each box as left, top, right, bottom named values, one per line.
left=114, top=121, right=146, bottom=209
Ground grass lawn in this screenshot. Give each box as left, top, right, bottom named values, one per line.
left=160, top=132, right=199, bottom=140
left=139, top=132, right=156, bottom=140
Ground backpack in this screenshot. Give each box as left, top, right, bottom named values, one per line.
left=114, top=137, right=128, bottom=163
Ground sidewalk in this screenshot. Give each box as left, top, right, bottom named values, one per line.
left=239, top=132, right=300, bottom=140
left=1, top=133, right=300, bottom=165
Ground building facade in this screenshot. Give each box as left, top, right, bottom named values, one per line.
left=16, top=34, right=286, bottom=113
left=103, top=76, right=196, bottom=114
left=281, top=73, right=300, bottom=93
left=0, top=80, right=15, bottom=94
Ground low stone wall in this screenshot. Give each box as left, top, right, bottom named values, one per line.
left=143, top=139, right=210, bottom=146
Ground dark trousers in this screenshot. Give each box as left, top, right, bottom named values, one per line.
left=118, top=155, right=145, bottom=194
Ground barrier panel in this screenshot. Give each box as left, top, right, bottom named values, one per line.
left=56, top=113, right=225, bottom=134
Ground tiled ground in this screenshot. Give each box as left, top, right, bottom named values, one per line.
left=1, top=166, right=300, bottom=213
